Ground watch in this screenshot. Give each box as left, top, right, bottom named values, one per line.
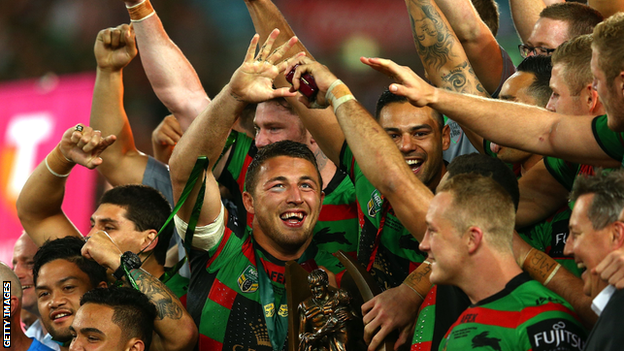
left=113, top=251, right=142, bottom=280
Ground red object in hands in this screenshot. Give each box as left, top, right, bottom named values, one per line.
left=285, top=64, right=319, bottom=101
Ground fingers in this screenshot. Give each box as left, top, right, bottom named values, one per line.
left=271, top=87, right=298, bottom=99
left=244, top=34, right=261, bottom=63
left=256, top=28, right=280, bottom=62
left=266, top=36, right=298, bottom=65
left=394, top=325, right=413, bottom=351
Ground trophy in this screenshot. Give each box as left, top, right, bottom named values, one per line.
left=286, top=251, right=395, bottom=351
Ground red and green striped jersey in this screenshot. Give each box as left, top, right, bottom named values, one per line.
left=187, top=212, right=344, bottom=351
left=411, top=285, right=471, bottom=351
left=217, top=131, right=359, bottom=258
left=439, top=273, right=586, bottom=351
left=340, top=143, right=427, bottom=290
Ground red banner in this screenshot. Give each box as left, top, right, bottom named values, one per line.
left=0, top=73, right=96, bottom=265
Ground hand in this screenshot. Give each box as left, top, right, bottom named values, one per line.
left=152, top=115, right=183, bottom=163
left=94, top=24, right=138, bottom=72
left=360, top=57, right=437, bottom=108
left=362, top=284, right=421, bottom=351
left=59, top=124, right=116, bottom=169
left=595, top=248, right=624, bottom=289
left=228, top=28, right=299, bottom=103
left=81, top=230, right=124, bottom=272
left=282, top=56, right=339, bottom=109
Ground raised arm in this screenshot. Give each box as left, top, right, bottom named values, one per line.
left=81, top=231, right=197, bottom=351
left=434, top=0, right=506, bottom=95
left=169, top=30, right=298, bottom=226
left=90, top=24, right=149, bottom=186
left=509, top=0, right=548, bottom=43
left=16, top=126, right=116, bottom=247
left=362, top=57, right=622, bottom=168
left=120, top=0, right=209, bottom=129
left=406, top=0, right=489, bottom=153
left=243, top=0, right=345, bottom=165
left=151, top=115, right=183, bottom=164
left=286, top=57, right=433, bottom=242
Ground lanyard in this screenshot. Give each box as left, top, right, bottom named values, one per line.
left=255, top=250, right=288, bottom=351
left=254, top=242, right=314, bottom=350
left=366, top=200, right=391, bottom=272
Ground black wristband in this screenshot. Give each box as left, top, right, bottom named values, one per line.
left=113, top=251, right=142, bottom=280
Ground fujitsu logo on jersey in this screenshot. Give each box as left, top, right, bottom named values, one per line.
left=529, top=320, right=584, bottom=351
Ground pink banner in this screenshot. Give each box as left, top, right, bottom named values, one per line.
left=0, top=73, right=96, bottom=266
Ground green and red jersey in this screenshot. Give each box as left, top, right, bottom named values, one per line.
left=187, top=211, right=343, bottom=351
left=340, top=143, right=427, bottom=290
left=439, top=273, right=585, bottom=351
left=217, top=131, right=359, bottom=258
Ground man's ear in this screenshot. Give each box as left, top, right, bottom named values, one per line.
left=441, top=124, right=451, bottom=151
left=465, top=226, right=483, bottom=254
left=10, top=295, right=19, bottom=317
left=126, top=338, right=146, bottom=351
left=142, top=230, right=159, bottom=252
left=612, top=221, right=624, bottom=250
left=585, top=83, right=600, bottom=113
left=97, top=280, right=108, bottom=289
left=243, top=191, right=255, bottom=214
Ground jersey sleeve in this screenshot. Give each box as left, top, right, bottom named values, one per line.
left=592, top=114, right=624, bottom=163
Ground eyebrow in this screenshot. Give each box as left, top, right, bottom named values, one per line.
left=36, top=276, right=83, bottom=290
left=80, top=327, right=105, bottom=335
left=384, top=124, right=433, bottom=133
left=499, top=95, right=516, bottom=101
left=91, top=217, right=120, bottom=226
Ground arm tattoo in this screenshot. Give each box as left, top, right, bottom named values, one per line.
left=440, top=62, right=488, bottom=95
left=131, top=269, right=184, bottom=321
left=408, top=0, right=458, bottom=71
left=404, top=262, right=432, bottom=287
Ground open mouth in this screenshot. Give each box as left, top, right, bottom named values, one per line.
left=406, top=159, right=423, bottom=174
left=21, top=284, right=34, bottom=290
left=280, top=211, right=306, bottom=227
left=50, top=311, right=73, bottom=323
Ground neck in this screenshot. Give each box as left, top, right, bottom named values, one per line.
left=520, top=154, right=543, bottom=176
left=458, top=251, right=523, bottom=304
left=140, top=254, right=164, bottom=278
left=253, top=228, right=312, bottom=262
left=314, top=148, right=337, bottom=191
left=427, top=167, right=447, bottom=193
left=9, top=316, right=33, bottom=351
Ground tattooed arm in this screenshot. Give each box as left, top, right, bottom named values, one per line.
left=406, top=0, right=489, bottom=153
left=130, top=269, right=197, bottom=351
left=434, top=0, right=506, bottom=95
left=81, top=233, right=198, bottom=351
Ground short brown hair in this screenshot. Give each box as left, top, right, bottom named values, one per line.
left=593, top=12, right=624, bottom=81
left=438, top=173, right=515, bottom=253
left=570, top=169, right=624, bottom=230
left=551, top=34, right=593, bottom=95
left=471, top=0, right=499, bottom=37
left=540, top=3, right=603, bottom=40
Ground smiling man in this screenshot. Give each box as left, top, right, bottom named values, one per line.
left=69, top=287, right=156, bottom=351
left=563, top=170, right=624, bottom=350
left=420, top=173, right=585, bottom=351
left=168, top=31, right=343, bottom=351
left=32, top=237, right=108, bottom=351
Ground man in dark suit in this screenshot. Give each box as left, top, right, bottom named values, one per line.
left=564, top=170, right=624, bottom=350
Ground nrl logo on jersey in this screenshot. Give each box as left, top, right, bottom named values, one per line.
left=367, top=190, right=383, bottom=217
left=238, top=265, right=259, bottom=293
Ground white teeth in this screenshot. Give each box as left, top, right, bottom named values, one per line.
left=22, top=285, right=33, bottom=289
left=406, top=159, right=422, bottom=166
left=54, top=313, right=69, bottom=319
left=577, top=262, right=586, bottom=270
left=280, top=212, right=303, bottom=220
